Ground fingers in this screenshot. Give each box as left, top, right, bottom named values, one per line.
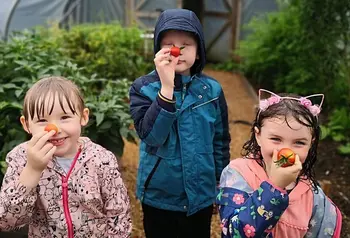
left=292, top=154, right=303, bottom=170
left=41, top=143, right=55, bottom=155
left=28, top=131, right=48, bottom=147
left=154, top=53, right=171, bottom=64
left=32, top=130, right=56, bottom=150
left=155, top=48, right=170, bottom=57
left=272, top=149, right=278, bottom=162
left=43, top=146, right=57, bottom=163
left=158, top=58, right=171, bottom=67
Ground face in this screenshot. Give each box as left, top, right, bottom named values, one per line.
left=255, top=116, right=313, bottom=168
left=20, top=93, right=89, bottom=158
left=160, top=30, right=199, bottom=75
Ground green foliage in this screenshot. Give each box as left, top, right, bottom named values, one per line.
left=236, top=0, right=350, bottom=154
left=321, top=108, right=350, bottom=154
left=0, top=29, right=138, bottom=174
left=43, top=23, right=153, bottom=80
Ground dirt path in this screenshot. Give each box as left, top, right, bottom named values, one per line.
left=120, top=69, right=257, bottom=237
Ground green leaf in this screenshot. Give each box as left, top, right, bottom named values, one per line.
left=14, top=60, right=29, bottom=66
left=338, top=144, right=350, bottom=155
left=332, top=134, right=345, bottom=142
left=98, top=120, right=112, bottom=130
left=95, top=112, right=105, bottom=126
left=2, top=83, right=17, bottom=89
left=15, top=89, right=23, bottom=98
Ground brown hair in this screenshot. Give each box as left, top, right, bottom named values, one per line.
left=242, top=94, right=321, bottom=191
left=23, top=76, right=85, bottom=120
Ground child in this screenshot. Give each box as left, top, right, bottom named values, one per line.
left=0, top=76, right=132, bottom=237
left=129, top=9, right=230, bottom=238
left=216, top=89, right=342, bottom=237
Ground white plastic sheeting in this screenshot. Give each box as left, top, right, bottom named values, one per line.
left=0, top=0, right=126, bottom=39
left=0, top=0, right=278, bottom=61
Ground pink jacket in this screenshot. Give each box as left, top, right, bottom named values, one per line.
left=0, top=137, right=131, bottom=238
left=217, top=158, right=342, bottom=237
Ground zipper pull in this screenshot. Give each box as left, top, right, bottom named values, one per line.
left=62, top=177, right=68, bottom=188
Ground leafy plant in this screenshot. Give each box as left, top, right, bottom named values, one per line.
left=0, top=30, right=137, bottom=175
left=237, top=0, right=350, bottom=107
left=41, top=23, right=153, bottom=80
left=236, top=0, right=350, bottom=153
left=321, top=108, right=350, bottom=154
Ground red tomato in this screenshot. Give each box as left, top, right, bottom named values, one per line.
left=275, top=148, right=296, bottom=167
left=170, top=45, right=185, bottom=57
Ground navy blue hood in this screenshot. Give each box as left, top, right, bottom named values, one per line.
left=154, top=9, right=206, bottom=74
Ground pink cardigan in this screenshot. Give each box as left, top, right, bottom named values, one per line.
left=0, top=137, right=131, bottom=238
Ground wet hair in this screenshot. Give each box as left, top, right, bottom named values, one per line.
left=23, top=76, right=85, bottom=120
left=242, top=93, right=320, bottom=191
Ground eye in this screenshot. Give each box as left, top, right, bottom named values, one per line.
left=295, top=141, right=306, bottom=145
left=37, top=119, right=47, bottom=123
left=61, top=115, right=71, bottom=120
left=270, top=137, right=281, bottom=142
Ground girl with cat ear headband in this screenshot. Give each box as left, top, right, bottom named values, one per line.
left=216, top=89, right=342, bottom=238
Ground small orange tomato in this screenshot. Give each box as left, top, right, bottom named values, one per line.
left=44, top=123, right=59, bottom=135
left=275, top=148, right=296, bottom=167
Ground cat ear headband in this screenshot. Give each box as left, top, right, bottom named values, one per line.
left=258, top=89, right=324, bottom=117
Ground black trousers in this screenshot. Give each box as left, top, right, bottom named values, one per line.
left=142, top=203, right=213, bottom=238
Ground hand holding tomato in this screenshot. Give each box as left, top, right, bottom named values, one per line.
left=268, top=149, right=302, bottom=189
left=26, top=130, right=57, bottom=173
left=154, top=48, right=180, bottom=98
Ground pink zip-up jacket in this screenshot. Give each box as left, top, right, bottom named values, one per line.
left=0, top=137, right=132, bottom=238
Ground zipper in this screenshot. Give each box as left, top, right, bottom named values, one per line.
left=182, top=83, right=187, bottom=101
left=61, top=148, right=82, bottom=238
left=192, top=97, right=219, bottom=109
left=62, top=177, right=74, bottom=238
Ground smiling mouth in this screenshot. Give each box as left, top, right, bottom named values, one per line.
left=49, top=137, right=66, bottom=146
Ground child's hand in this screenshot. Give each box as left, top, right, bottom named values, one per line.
left=26, top=130, right=57, bottom=173
left=268, top=149, right=302, bottom=189
left=154, top=48, right=180, bottom=98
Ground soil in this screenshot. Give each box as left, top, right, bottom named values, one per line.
left=120, top=69, right=350, bottom=238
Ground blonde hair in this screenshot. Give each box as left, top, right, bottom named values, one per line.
left=23, top=76, right=85, bottom=120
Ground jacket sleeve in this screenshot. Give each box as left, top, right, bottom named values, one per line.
left=100, top=151, right=132, bottom=237
left=306, top=188, right=342, bottom=238
left=216, top=165, right=289, bottom=237
left=129, top=78, right=177, bottom=147
left=0, top=149, right=37, bottom=231
left=213, top=89, right=231, bottom=182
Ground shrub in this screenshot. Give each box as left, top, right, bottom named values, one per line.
left=0, top=30, right=136, bottom=174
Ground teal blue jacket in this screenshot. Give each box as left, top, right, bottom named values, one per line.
left=129, top=9, right=230, bottom=215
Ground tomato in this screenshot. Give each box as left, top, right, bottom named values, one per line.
left=44, top=123, right=59, bottom=135
left=275, top=148, right=296, bottom=167
left=170, top=45, right=185, bottom=57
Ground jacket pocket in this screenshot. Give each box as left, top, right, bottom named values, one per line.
left=192, top=97, right=219, bottom=110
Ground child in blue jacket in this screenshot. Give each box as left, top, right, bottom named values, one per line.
left=129, top=8, right=231, bottom=238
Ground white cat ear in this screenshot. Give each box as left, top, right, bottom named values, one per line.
left=258, top=89, right=281, bottom=111
left=258, top=89, right=279, bottom=101
left=304, top=94, right=324, bottom=109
